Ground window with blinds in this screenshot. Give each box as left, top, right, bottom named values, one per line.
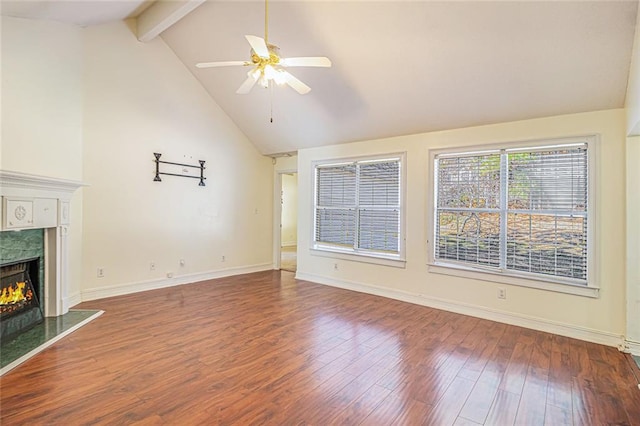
left=434, top=142, right=589, bottom=284
left=315, top=156, right=402, bottom=257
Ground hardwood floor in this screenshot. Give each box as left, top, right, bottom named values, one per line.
left=280, top=246, right=297, bottom=272
left=1, top=270, right=639, bottom=425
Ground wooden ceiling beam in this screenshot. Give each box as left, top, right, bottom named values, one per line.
left=136, top=0, right=205, bottom=42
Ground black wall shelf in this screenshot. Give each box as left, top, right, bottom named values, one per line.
left=153, top=153, right=206, bottom=186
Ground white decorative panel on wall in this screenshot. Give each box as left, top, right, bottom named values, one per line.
left=4, top=198, right=34, bottom=229
left=34, top=198, right=57, bottom=228
left=58, top=200, right=70, bottom=226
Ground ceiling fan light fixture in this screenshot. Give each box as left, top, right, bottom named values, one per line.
left=249, top=68, right=261, bottom=80
left=273, top=70, right=287, bottom=86
left=253, top=64, right=288, bottom=88
left=264, top=64, right=277, bottom=80
left=195, top=0, right=331, bottom=96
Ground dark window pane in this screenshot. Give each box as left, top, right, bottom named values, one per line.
left=359, top=162, right=400, bottom=206
left=317, top=165, right=356, bottom=206
left=315, top=209, right=355, bottom=247
left=506, top=213, right=587, bottom=280
left=435, top=211, right=501, bottom=268
left=358, top=209, right=399, bottom=252
left=437, top=154, right=501, bottom=209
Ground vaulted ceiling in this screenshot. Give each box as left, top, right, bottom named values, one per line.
left=3, top=1, right=638, bottom=155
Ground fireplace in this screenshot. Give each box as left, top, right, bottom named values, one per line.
left=0, top=258, right=44, bottom=340
left=0, top=170, right=85, bottom=323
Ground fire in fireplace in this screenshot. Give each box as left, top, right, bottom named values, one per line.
left=1, top=280, right=34, bottom=315
left=0, top=258, right=43, bottom=341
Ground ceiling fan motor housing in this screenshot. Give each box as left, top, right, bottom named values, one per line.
left=251, top=43, right=281, bottom=67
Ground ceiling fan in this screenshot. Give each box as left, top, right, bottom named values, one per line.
left=195, top=0, right=331, bottom=95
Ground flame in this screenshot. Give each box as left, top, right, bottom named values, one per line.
left=0, top=281, right=28, bottom=305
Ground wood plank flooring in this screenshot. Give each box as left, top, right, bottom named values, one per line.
left=1, top=270, right=639, bottom=425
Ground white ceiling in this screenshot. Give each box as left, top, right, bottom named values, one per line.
left=0, top=0, right=152, bottom=26
left=164, top=1, right=638, bottom=155
left=2, top=1, right=638, bottom=155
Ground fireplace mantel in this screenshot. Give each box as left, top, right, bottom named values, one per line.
left=0, top=170, right=86, bottom=200
left=0, top=170, right=86, bottom=316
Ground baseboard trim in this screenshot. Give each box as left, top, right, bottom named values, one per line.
left=296, top=272, right=625, bottom=349
left=625, top=339, right=640, bottom=356
left=65, top=292, right=82, bottom=310
left=81, top=263, right=273, bottom=302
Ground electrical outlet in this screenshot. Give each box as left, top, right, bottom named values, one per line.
left=497, top=288, right=506, bottom=299
left=179, top=259, right=185, bottom=267
left=221, top=255, right=226, bottom=262
left=167, top=272, right=174, bottom=278
left=334, top=263, right=339, bottom=270
left=150, top=262, right=156, bottom=271
left=97, top=267, right=104, bottom=278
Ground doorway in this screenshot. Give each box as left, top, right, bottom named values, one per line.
left=280, top=173, right=297, bottom=272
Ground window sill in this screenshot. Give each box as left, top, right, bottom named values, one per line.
left=310, top=247, right=406, bottom=268
left=427, top=262, right=599, bottom=298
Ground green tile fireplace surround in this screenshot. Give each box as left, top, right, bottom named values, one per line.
left=0, top=170, right=91, bottom=374
left=1, top=309, right=103, bottom=375
left=1, top=229, right=46, bottom=340
left=0, top=229, right=45, bottom=299
left=1, top=229, right=102, bottom=375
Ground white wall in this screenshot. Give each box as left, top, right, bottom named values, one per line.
left=1, top=17, right=83, bottom=178
left=626, top=4, right=640, bottom=136
left=274, top=155, right=297, bottom=172
left=627, top=136, right=640, bottom=353
left=281, top=173, right=298, bottom=247
left=80, top=21, right=273, bottom=299
left=625, top=2, right=640, bottom=355
left=297, top=109, right=627, bottom=346
left=1, top=16, right=84, bottom=302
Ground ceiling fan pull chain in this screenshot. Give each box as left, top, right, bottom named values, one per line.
left=270, top=82, right=274, bottom=123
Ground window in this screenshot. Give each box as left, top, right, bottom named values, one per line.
left=314, top=155, right=404, bottom=261
left=431, top=137, right=595, bottom=293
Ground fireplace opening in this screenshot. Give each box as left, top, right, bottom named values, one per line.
left=0, top=257, right=44, bottom=341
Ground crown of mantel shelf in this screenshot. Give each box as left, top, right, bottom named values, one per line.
left=0, top=170, right=88, bottom=198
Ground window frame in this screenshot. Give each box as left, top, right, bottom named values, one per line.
left=311, top=153, right=407, bottom=267
left=427, top=135, right=599, bottom=298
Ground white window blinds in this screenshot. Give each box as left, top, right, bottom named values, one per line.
left=316, top=165, right=356, bottom=247
left=315, top=158, right=402, bottom=256
left=434, top=143, right=589, bottom=283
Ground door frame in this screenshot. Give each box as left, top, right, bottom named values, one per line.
left=273, top=168, right=297, bottom=270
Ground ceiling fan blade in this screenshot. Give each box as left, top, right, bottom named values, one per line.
left=196, top=61, right=249, bottom=68
left=236, top=72, right=259, bottom=94
left=282, top=71, right=311, bottom=95
left=245, top=35, right=270, bottom=59
left=280, top=57, right=332, bottom=68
